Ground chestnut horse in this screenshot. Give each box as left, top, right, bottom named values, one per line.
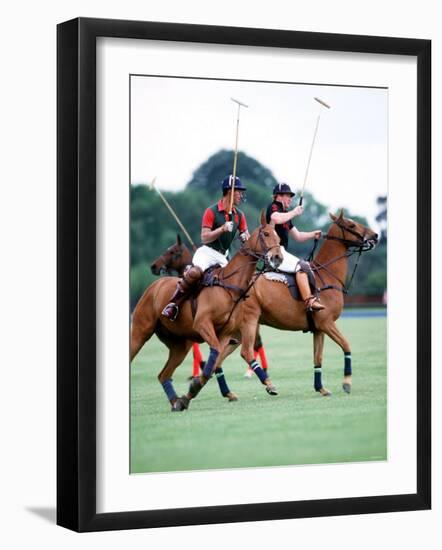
left=149, top=234, right=238, bottom=402
left=150, top=234, right=193, bottom=277
left=131, top=214, right=282, bottom=411
left=150, top=235, right=270, bottom=389
left=222, top=211, right=378, bottom=396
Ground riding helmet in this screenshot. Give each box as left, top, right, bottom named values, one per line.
left=221, top=175, right=247, bottom=192
left=272, top=182, right=295, bottom=196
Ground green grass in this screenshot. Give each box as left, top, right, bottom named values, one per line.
left=130, top=318, right=387, bottom=473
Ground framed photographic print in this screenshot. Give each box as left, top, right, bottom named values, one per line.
left=57, top=17, right=431, bottom=532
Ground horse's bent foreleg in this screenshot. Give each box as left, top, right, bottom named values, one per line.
left=157, top=340, right=193, bottom=410
left=322, top=322, right=352, bottom=393
left=213, top=340, right=240, bottom=401
left=190, top=342, right=235, bottom=400
left=183, top=320, right=222, bottom=401
left=253, top=328, right=269, bottom=370
left=193, top=320, right=222, bottom=378
left=313, top=331, right=331, bottom=396
left=240, top=319, right=277, bottom=396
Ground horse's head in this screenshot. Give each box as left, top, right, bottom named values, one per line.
left=328, top=210, right=378, bottom=249
left=150, top=234, right=192, bottom=276
left=244, top=211, right=283, bottom=269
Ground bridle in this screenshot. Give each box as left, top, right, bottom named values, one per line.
left=219, top=225, right=281, bottom=288
left=240, top=225, right=281, bottom=269
left=323, top=219, right=376, bottom=251
left=213, top=225, right=281, bottom=332
left=310, top=219, right=377, bottom=294
left=154, top=245, right=186, bottom=275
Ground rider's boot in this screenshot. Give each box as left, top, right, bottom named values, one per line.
left=295, top=271, right=325, bottom=312
left=162, top=265, right=203, bottom=320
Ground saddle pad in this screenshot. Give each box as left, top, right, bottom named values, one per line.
left=263, top=271, right=318, bottom=333
left=264, top=272, right=300, bottom=301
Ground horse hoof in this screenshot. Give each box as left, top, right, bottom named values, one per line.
left=318, top=387, right=332, bottom=397
left=171, top=401, right=184, bottom=412
left=266, top=385, right=278, bottom=396
left=171, top=396, right=190, bottom=412
left=343, top=383, right=352, bottom=394
left=225, top=392, right=238, bottom=402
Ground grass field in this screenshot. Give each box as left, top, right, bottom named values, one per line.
left=131, top=317, right=386, bottom=473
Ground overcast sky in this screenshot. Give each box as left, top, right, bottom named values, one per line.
left=130, top=75, right=387, bottom=229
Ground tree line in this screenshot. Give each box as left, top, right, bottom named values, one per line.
left=131, top=150, right=386, bottom=308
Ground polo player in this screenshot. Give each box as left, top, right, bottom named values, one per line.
left=266, top=182, right=325, bottom=311
left=162, top=175, right=249, bottom=320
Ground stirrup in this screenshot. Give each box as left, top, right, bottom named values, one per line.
left=162, top=303, right=179, bottom=320
left=304, top=296, right=325, bottom=312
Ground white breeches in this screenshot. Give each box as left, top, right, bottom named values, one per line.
left=278, top=246, right=302, bottom=273
left=192, top=245, right=228, bottom=271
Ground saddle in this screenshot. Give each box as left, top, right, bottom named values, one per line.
left=263, top=267, right=318, bottom=334
left=187, top=264, right=222, bottom=318
left=188, top=264, right=249, bottom=318
left=202, top=264, right=222, bottom=288
left=263, top=269, right=317, bottom=302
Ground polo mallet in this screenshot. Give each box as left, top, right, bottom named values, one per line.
left=149, top=177, right=197, bottom=250
left=228, top=97, right=249, bottom=219
left=299, top=97, right=331, bottom=206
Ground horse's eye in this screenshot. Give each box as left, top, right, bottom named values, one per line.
left=348, top=223, right=356, bottom=228
left=263, top=231, right=269, bottom=237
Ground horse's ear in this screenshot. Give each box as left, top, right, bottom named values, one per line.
left=329, top=212, right=337, bottom=222
left=338, top=208, right=344, bottom=219
left=176, top=234, right=182, bottom=246
left=260, top=210, right=266, bottom=226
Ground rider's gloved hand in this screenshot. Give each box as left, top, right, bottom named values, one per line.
left=224, top=221, right=234, bottom=232
left=239, top=231, right=249, bottom=242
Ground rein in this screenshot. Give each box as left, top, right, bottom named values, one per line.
left=309, top=220, right=374, bottom=294
left=156, top=245, right=194, bottom=276
left=312, top=247, right=363, bottom=294
left=214, top=226, right=279, bottom=332
left=215, top=226, right=277, bottom=296
left=215, top=268, right=267, bottom=336
left=155, top=247, right=185, bottom=275
left=323, top=219, right=375, bottom=252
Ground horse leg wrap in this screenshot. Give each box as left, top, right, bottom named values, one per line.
left=314, top=365, right=323, bottom=391
left=161, top=379, right=178, bottom=402
left=249, top=359, right=268, bottom=384
left=215, top=367, right=231, bottom=397
left=344, top=353, right=352, bottom=376
left=202, top=348, right=219, bottom=379
left=188, top=377, right=202, bottom=398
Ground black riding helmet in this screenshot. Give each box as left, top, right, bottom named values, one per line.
left=272, top=182, right=295, bottom=197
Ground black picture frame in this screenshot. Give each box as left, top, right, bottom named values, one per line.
left=57, top=17, right=431, bottom=532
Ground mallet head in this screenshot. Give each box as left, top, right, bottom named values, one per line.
left=314, top=97, right=331, bottom=109
left=231, top=97, right=249, bottom=109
